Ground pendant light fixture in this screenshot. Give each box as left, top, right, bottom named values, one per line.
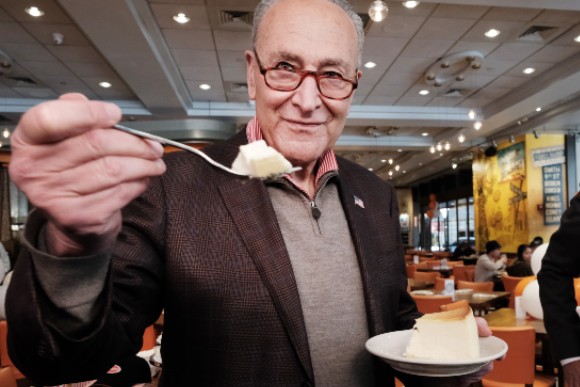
left=368, top=1, right=389, bottom=22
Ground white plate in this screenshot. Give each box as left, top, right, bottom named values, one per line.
left=411, top=290, right=434, bottom=295
left=365, top=330, right=507, bottom=377
left=455, top=289, right=473, bottom=295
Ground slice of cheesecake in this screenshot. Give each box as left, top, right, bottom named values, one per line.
left=232, top=140, right=293, bottom=178
left=403, top=306, right=479, bottom=361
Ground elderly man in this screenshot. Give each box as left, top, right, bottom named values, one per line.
left=6, top=0, right=492, bottom=386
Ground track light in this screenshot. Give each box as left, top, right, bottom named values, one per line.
left=452, top=163, right=457, bottom=169
left=533, top=130, right=541, bottom=139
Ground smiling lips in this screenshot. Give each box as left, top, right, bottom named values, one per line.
left=285, top=119, right=324, bottom=130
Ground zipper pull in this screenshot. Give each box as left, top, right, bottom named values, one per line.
left=311, top=201, right=321, bottom=220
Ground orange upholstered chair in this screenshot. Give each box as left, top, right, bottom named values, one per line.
left=411, top=294, right=453, bottom=314
left=0, top=367, right=17, bottom=387
left=457, top=280, right=494, bottom=292
left=434, top=275, right=455, bottom=291
left=413, top=271, right=440, bottom=284
left=0, top=320, right=25, bottom=380
left=406, top=263, right=416, bottom=279
left=482, top=326, right=555, bottom=386
left=141, top=324, right=157, bottom=351
left=440, top=299, right=469, bottom=312
left=452, top=265, right=476, bottom=282
left=501, top=274, right=523, bottom=308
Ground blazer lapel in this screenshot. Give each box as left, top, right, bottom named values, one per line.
left=217, top=178, right=314, bottom=381
left=335, top=167, right=384, bottom=335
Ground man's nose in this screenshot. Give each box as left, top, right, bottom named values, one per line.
left=291, top=74, right=322, bottom=111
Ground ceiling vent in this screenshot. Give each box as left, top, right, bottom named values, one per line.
left=443, top=88, right=465, bottom=98
left=219, top=11, right=253, bottom=28
left=226, top=81, right=249, bottom=93
left=6, top=76, right=37, bottom=86
left=517, top=25, right=558, bottom=42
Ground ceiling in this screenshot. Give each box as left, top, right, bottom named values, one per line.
left=1, top=0, right=580, bottom=186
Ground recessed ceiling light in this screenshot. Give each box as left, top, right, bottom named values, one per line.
left=2, top=128, right=10, bottom=138
left=199, top=83, right=211, bottom=90
left=402, top=1, right=419, bottom=9
left=468, top=109, right=476, bottom=120
left=474, top=121, right=482, bottom=130
left=173, top=12, right=190, bottom=24
left=523, top=67, right=536, bottom=75
left=364, top=61, right=377, bottom=69
left=369, top=167, right=374, bottom=171
left=395, top=165, right=400, bottom=171
left=25, top=6, right=44, bottom=17
left=397, top=149, right=402, bottom=152
left=574, top=35, right=580, bottom=43
left=485, top=29, right=501, bottom=38
left=536, top=107, right=542, bottom=112
left=381, top=159, right=387, bottom=163
left=458, top=134, right=465, bottom=143
left=421, top=132, right=428, bottom=137
left=418, top=89, right=429, bottom=96
left=99, top=81, right=112, bottom=88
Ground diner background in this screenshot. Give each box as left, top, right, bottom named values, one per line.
left=2, top=0, right=493, bottom=386
left=0, top=0, right=578, bottom=386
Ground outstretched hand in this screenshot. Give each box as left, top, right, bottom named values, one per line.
left=9, top=93, right=166, bottom=256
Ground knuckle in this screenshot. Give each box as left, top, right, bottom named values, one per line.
left=99, top=156, right=124, bottom=181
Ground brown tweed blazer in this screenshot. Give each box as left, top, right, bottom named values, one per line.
left=7, top=130, right=421, bottom=386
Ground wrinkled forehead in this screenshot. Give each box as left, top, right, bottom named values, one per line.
left=255, top=0, right=359, bottom=70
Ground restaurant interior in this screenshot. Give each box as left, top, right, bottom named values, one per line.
left=0, top=0, right=580, bottom=386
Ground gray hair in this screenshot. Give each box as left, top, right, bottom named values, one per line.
left=252, top=0, right=365, bottom=67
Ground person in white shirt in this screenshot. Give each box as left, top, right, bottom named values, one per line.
left=474, top=240, right=507, bottom=284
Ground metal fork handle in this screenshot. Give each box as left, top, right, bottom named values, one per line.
left=113, top=124, right=248, bottom=176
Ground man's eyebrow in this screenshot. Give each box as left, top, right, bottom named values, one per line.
left=273, top=52, right=352, bottom=72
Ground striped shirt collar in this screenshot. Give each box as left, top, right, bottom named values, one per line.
left=245, top=117, right=339, bottom=190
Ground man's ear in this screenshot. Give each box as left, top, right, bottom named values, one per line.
left=245, top=50, right=257, bottom=100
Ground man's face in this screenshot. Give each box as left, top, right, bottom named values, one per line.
left=246, top=0, right=360, bottom=168
left=489, top=248, right=501, bottom=259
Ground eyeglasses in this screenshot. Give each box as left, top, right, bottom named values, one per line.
left=253, top=51, right=358, bottom=100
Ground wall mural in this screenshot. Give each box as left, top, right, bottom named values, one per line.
left=473, top=142, right=528, bottom=252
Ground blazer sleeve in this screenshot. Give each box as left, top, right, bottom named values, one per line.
left=538, top=193, right=580, bottom=361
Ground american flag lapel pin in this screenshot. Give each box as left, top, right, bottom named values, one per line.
left=354, top=195, right=365, bottom=209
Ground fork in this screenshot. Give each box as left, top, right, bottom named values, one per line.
left=113, top=124, right=300, bottom=178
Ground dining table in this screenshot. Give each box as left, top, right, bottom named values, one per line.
left=416, top=265, right=453, bottom=278
left=410, top=289, right=510, bottom=315
left=483, top=308, right=561, bottom=381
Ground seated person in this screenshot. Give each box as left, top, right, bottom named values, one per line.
left=475, top=240, right=508, bottom=290
left=507, top=244, right=534, bottom=277
left=452, top=241, right=476, bottom=260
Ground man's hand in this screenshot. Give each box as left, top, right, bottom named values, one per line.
left=9, top=93, right=166, bottom=256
